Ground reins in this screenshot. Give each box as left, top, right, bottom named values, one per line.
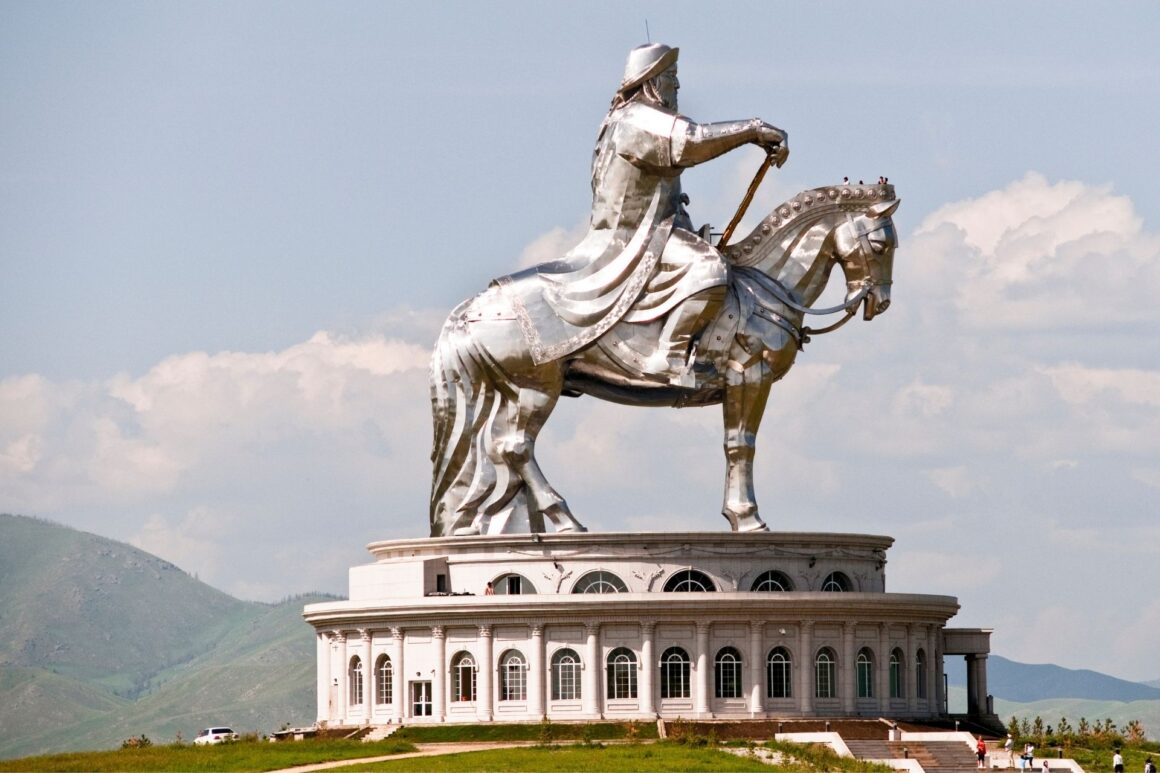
left=720, top=158, right=892, bottom=346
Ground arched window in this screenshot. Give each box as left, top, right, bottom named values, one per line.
left=663, top=569, right=716, bottom=592
left=766, top=647, right=792, bottom=699
left=715, top=646, right=743, bottom=699
left=551, top=648, right=582, bottom=701
left=499, top=650, right=526, bottom=701
left=821, top=571, right=852, bottom=592
left=349, top=656, right=364, bottom=705
left=751, top=570, right=794, bottom=592
left=659, top=646, right=690, bottom=699
left=915, top=648, right=928, bottom=699
left=815, top=647, right=837, bottom=699
left=890, top=648, right=904, bottom=699
left=572, top=570, right=629, bottom=594
left=857, top=647, right=874, bottom=698
left=492, top=573, right=536, bottom=595
left=375, top=654, right=393, bottom=705
left=606, top=647, right=637, bottom=699
left=451, top=651, right=476, bottom=702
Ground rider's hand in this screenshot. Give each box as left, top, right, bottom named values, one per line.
left=756, top=124, right=788, bottom=166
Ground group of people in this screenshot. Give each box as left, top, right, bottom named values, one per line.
left=991, top=736, right=1156, bottom=772
left=993, top=735, right=1046, bottom=771
left=1116, top=750, right=1157, bottom=773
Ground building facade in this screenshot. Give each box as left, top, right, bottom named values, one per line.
left=304, top=532, right=995, bottom=727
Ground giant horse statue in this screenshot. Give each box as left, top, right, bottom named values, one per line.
left=429, top=43, right=898, bottom=536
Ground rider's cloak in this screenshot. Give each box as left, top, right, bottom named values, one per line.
left=493, top=102, right=728, bottom=365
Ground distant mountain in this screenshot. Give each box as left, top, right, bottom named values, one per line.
left=947, top=686, right=1160, bottom=742
left=948, top=655, right=1160, bottom=703
left=0, top=514, right=336, bottom=760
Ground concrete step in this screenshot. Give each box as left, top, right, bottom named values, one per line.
left=362, top=724, right=400, bottom=742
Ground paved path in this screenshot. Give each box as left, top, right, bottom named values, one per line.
left=271, top=741, right=538, bottom=772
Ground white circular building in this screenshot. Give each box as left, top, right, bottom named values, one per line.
left=303, top=531, right=998, bottom=728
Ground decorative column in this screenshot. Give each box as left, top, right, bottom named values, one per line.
left=529, top=624, right=545, bottom=719
left=432, top=626, right=446, bottom=722
left=841, top=621, right=856, bottom=713
left=360, top=629, right=373, bottom=722
left=317, top=632, right=331, bottom=723
left=905, top=624, right=918, bottom=713
left=798, top=621, right=813, bottom=714
left=694, top=622, right=710, bottom=717
left=477, top=624, right=494, bottom=721
left=335, top=631, right=348, bottom=725
left=390, top=627, right=404, bottom=723
left=639, top=622, right=655, bottom=717
left=749, top=621, right=764, bottom=717
left=965, top=654, right=988, bottom=717
left=976, top=654, right=990, bottom=716
left=583, top=623, right=600, bottom=718
left=877, top=623, right=890, bottom=713
left=932, top=628, right=944, bottom=715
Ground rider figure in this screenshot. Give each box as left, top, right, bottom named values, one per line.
left=539, top=43, right=788, bottom=383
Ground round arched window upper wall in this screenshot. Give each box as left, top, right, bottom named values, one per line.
left=492, top=573, right=537, bottom=595
left=663, top=569, right=716, bottom=592
left=821, top=571, right=852, bottom=592
left=751, top=570, right=794, bottom=592
left=571, top=570, right=628, bottom=594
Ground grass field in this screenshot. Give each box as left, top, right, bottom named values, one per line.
left=348, top=744, right=777, bottom=772
left=0, top=739, right=415, bottom=772
left=392, top=720, right=658, bottom=743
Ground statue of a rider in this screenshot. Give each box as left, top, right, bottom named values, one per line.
left=499, top=43, right=788, bottom=384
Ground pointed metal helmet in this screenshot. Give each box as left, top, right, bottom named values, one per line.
left=618, top=43, right=679, bottom=93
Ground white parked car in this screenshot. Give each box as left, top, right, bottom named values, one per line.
left=193, top=727, right=238, bottom=745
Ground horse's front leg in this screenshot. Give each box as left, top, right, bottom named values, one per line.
left=497, top=379, right=587, bottom=534
left=721, top=357, right=773, bottom=532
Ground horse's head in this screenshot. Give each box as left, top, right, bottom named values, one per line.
left=833, top=197, right=899, bottom=320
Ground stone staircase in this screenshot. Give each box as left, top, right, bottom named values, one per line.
left=361, top=725, right=400, bottom=742
left=845, top=739, right=980, bottom=772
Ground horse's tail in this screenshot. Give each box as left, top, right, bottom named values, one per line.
left=429, top=304, right=520, bottom=536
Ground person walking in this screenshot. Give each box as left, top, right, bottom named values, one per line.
left=976, top=736, right=988, bottom=768
left=1114, top=750, right=1125, bottom=773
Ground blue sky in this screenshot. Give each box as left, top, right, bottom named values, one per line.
left=2, top=2, right=1159, bottom=682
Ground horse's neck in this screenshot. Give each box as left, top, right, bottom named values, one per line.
left=747, top=219, right=839, bottom=305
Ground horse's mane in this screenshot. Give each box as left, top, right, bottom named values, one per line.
left=725, top=183, right=897, bottom=267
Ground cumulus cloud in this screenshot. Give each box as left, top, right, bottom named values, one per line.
left=913, top=172, right=1160, bottom=330
left=517, top=221, right=588, bottom=268
left=0, top=330, right=432, bottom=596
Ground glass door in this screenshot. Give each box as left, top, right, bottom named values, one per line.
left=411, top=680, right=432, bottom=717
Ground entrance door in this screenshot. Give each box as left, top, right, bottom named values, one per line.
left=411, top=680, right=432, bottom=717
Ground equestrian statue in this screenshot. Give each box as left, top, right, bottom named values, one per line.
left=430, top=43, right=898, bottom=536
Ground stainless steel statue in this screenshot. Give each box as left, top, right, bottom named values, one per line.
left=430, top=43, right=898, bottom=536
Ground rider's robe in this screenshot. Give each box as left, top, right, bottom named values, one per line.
left=495, top=101, right=728, bottom=365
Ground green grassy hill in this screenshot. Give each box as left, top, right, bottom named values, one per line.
left=0, top=514, right=333, bottom=759
left=946, top=685, right=1160, bottom=741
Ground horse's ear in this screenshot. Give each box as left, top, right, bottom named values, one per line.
left=869, top=198, right=901, bottom=219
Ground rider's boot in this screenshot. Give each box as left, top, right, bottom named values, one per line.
left=642, top=287, right=726, bottom=386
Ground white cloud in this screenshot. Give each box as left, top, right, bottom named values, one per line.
left=913, top=172, right=1160, bottom=331
left=517, top=221, right=588, bottom=269
left=925, top=465, right=975, bottom=498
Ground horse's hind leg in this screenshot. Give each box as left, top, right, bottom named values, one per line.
left=496, top=381, right=587, bottom=534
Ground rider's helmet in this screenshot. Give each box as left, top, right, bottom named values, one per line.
left=618, top=43, right=679, bottom=93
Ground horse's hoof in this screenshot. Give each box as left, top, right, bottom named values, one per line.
left=738, top=519, right=770, bottom=533
left=452, top=526, right=481, bottom=536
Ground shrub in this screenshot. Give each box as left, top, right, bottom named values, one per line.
left=120, top=734, right=152, bottom=750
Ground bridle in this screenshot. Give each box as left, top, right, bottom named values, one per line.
left=751, top=212, right=891, bottom=343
